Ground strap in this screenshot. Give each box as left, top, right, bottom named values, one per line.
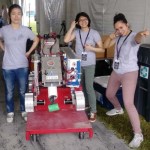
left=116, top=30, right=132, bottom=59
left=79, top=29, right=90, bottom=52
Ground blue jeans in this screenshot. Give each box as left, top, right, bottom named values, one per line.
left=2, top=68, right=29, bottom=113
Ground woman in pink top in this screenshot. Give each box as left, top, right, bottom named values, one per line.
left=104, top=13, right=149, bottom=148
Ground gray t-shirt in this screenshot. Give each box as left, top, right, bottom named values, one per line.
left=0, top=25, right=36, bottom=69
left=113, top=32, right=140, bottom=74
left=75, top=28, right=101, bottom=66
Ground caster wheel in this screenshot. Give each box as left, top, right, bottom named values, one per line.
left=31, top=134, right=37, bottom=142
left=79, top=132, right=85, bottom=139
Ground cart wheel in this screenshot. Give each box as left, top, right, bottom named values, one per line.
left=31, top=134, right=37, bottom=142
left=79, top=132, right=85, bottom=139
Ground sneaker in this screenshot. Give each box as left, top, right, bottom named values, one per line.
left=21, top=111, right=27, bottom=122
left=7, top=112, right=14, bottom=123
left=106, top=108, right=124, bottom=116
left=129, top=133, right=143, bottom=148
left=90, top=113, right=96, bottom=122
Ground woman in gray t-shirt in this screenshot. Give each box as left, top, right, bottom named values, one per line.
left=0, top=4, right=39, bottom=123
left=64, top=12, right=104, bottom=122
left=104, top=13, right=149, bottom=148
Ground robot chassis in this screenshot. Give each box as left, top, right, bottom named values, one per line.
left=25, top=34, right=93, bottom=141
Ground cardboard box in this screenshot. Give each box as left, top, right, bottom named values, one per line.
left=96, top=35, right=115, bottom=59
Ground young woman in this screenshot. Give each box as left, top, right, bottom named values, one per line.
left=104, top=13, right=149, bottom=148
left=64, top=12, right=104, bottom=122
left=0, top=4, right=39, bottom=123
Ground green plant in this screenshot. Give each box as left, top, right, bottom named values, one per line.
left=27, top=20, right=37, bottom=34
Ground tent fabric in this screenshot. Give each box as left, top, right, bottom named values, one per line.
left=31, top=0, right=150, bottom=43
left=36, top=0, right=65, bottom=35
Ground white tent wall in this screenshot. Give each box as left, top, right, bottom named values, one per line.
left=67, top=0, right=150, bottom=43
left=36, top=0, right=65, bottom=35
left=36, top=0, right=150, bottom=43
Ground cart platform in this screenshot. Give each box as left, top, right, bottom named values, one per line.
left=26, top=110, right=93, bottom=140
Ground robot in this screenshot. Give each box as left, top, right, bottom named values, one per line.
left=25, top=33, right=85, bottom=112
left=25, top=34, right=93, bottom=141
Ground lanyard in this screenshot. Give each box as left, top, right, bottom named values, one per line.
left=79, top=29, right=90, bottom=52
left=116, top=30, right=132, bottom=59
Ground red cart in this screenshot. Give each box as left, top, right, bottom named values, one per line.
left=26, top=87, right=93, bottom=141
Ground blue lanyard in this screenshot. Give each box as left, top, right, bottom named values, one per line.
left=116, top=30, right=132, bottom=59
left=79, top=29, right=90, bottom=52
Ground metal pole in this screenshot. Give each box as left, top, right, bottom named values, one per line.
left=29, top=0, right=30, bottom=27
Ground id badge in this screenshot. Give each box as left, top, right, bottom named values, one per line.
left=81, top=52, right=87, bottom=61
left=114, top=59, right=120, bottom=69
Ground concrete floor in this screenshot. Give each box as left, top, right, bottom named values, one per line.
left=0, top=51, right=131, bottom=150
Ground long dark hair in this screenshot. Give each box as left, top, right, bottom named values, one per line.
left=8, top=4, right=23, bottom=24
left=75, top=12, right=91, bottom=29
left=113, top=13, right=128, bottom=26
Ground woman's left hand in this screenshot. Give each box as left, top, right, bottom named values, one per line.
left=25, top=51, right=30, bottom=58
left=140, top=29, right=150, bottom=37
left=84, top=44, right=93, bottom=51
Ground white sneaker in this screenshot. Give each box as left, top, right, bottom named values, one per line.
left=90, top=112, right=96, bottom=122
left=106, top=108, right=124, bottom=116
left=7, top=112, right=14, bottom=123
left=129, top=133, right=143, bottom=148
left=21, top=111, right=27, bottom=122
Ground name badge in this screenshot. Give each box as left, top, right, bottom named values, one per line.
left=114, top=59, right=120, bottom=69
left=81, top=52, right=87, bottom=61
